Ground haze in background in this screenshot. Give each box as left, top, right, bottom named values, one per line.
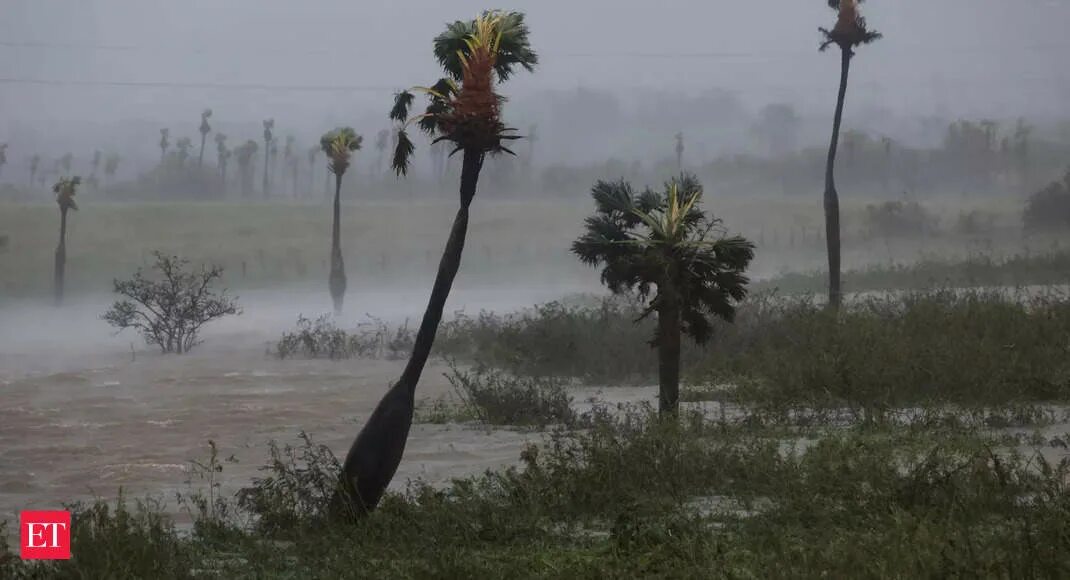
left=2, top=0, right=1069, bottom=169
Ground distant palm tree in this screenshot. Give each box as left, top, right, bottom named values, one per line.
left=284, top=136, right=297, bottom=197
left=336, top=10, right=537, bottom=516
left=307, top=146, right=320, bottom=199
left=29, top=154, right=40, bottom=188
left=175, top=137, right=193, bottom=168
left=215, top=133, right=229, bottom=180
left=236, top=140, right=259, bottom=198
left=819, top=0, right=881, bottom=310
left=53, top=176, right=81, bottom=306
left=0, top=143, right=8, bottom=179
left=104, top=154, right=120, bottom=188
left=159, top=129, right=171, bottom=163
left=573, top=175, right=754, bottom=415
left=374, top=129, right=389, bottom=176
left=262, top=119, right=275, bottom=198
left=320, top=127, right=362, bottom=315
left=90, top=150, right=102, bottom=183
left=198, top=109, right=213, bottom=167
left=58, top=153, right=73, bottom=176
left=674, top=132, right=684, bottom=172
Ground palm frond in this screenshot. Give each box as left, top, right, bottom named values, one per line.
left=390, top=91, right=416, bottom=123
left=392, top=129, right=415, bottom=176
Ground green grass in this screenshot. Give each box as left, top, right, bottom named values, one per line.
left=439, top=289, right=1070, bottom=417
left=757, top=248, right=1070, bottom=295
left=5, top=411, right=1070, bottom=579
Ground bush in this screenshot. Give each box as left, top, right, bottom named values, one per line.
left=275, top=315, right=414, bottom=360
left=698, top=289, right=1070, bottom=417
left=863, top=200, right=940, bottom=238
left=446, top=362, right=576, bottom=427
left=102, top=252, right=240, bottom=354
left=1024, top=168, right=1070, bottom=232
left=437, top=296, right=659, bottom=384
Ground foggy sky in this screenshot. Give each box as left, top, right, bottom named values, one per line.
left=2, top=0, right=1069, bottom=167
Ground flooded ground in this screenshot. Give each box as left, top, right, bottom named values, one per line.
left=0, top=284, right=603, bottom=524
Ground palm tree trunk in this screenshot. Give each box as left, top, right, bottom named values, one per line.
left=823, top=47, right=852, bottom=311
left=198, top=135, right=207, bottom=168
left=336, top=148, right=485, bottom=516
left=262, top=146, right=270, bottom=198
left=54, top=209, right=67, bottom=306
left=656, top=291, right=681, bottom=415
left=329, top=173, right=347, bottom=316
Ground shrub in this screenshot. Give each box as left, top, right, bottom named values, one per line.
left=863, top=200, right=940, bottom=238
left=446, top=362, right=576, bottom=427
left=1024, top=168, right=1070, bottom=232
left=275, top=315, right=415, bottom=360
left=437, top=296, right=660, bottom=383
left=102, top=252, right=240, bottom=354
left=698, top=289, right=1070, bottom=417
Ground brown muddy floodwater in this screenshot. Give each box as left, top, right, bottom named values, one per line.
left=0, top=285, right=620, bottom=527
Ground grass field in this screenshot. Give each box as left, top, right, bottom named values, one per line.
left=0, top=195, right=1050, bottom=302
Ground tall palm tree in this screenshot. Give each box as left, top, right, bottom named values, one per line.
left=573, top=176, right=754, bottom=415
left=333, top=10, right=537, bottom=516
left=198, top=109, right=213, bottom=167
left=262, top=119, right=275, bottom=198
left=236, top=140, right=259, bottom=198
left=29, top=154, right=40, bottom=188
left=103, top=154, right=119, bottom=188
left=320, top=127, right=362, bottom=315
left=0, top=144, right=8, bottom=179
left=159, top=128, right=171, bottom=163
left=819, top=0, right=881, bottom=310
left=53, top=176, right=81, bottom=306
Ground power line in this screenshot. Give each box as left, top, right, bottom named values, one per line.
left=0, top=77, right=395, bottom=93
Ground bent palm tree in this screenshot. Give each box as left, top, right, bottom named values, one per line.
left=336, top=10, right=537, bottom=516
left=53, top=176, right=81, bottom=306
left=320, top=127, right=362, bottom=315
left=573, top=176, right=754, bottom=415
left=819, top=0, right=881, bottom=309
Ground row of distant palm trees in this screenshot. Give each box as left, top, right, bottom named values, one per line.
left=156, top=113, right=400, bottom=201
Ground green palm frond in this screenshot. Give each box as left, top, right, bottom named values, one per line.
left=573, top=174, right=755, bottom=344
left=434, top=10, right=537, bottom=82
left=392, top=129, right=415, bottom=176
left=390, top=91, right=416, bottom=123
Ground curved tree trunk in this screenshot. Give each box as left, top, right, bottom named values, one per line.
left=823, top=47, right=852, bottom=311
left=54, top=209, right=68, bottom=306
left=335, top=148, right=485, bottom=516
left=329, top=172, right=347, bottom=316
left=656, top=289, right=681, bottom=415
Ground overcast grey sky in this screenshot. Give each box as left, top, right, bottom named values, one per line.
left=1, top=0, right=1069, bottom=165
